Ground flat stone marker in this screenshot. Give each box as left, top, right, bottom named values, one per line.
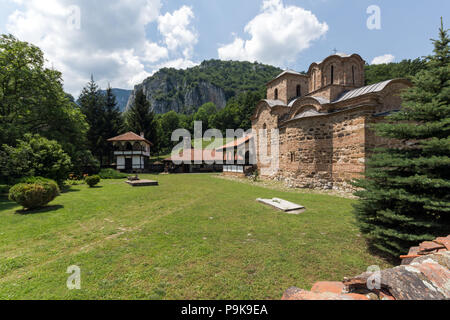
left=257, top=198, right=305, bottom=214
left=126, top=180, right=158, bottom=187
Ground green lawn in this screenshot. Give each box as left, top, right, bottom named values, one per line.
left=0, top=174, right=391, bottom=300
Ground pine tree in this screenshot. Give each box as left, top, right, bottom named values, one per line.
left=104, top=85, right=124, bottom=164
left=125, top=88, right=157, bottom=148
left=353, top=19, right=450, bottom=258
left=78, top=76, right=108, bottom=165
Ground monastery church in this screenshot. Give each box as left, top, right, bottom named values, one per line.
left=251, top=53, right=412, bottom=191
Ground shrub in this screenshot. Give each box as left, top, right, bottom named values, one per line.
left=8, top=177, right=60, bottom=210
left=0, top=134, right=72, bottom=185
left=99, top=168, right=127, bottom=179
left=64, top=179, right=85, bottom=186
left=85, top=175, right=101, bottom=188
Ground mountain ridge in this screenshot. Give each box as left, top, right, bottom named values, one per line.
left=126, top=59, right=283, bottom=114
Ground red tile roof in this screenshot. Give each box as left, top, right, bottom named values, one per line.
left=107, top=132, right=153, bottom=146
left=215, top=135, right=253, bottom=151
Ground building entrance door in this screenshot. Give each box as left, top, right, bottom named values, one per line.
left=125, top=158, right=132, bottom=171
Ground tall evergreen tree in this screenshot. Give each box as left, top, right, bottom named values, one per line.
left=78, top=76, right=108, bottom=165
left=125, top=88, right=157, bottom=148
left=353, top=19, right=450, bottom=258
left=104, top=85, right=124, bottom=164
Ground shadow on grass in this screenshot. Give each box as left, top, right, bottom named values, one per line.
left=0, top=196, right=18, bottom=212
left=15, top=205, right=64, bottom=215
left=61, top=186, right=82, bottom=194
left=365, top=240, right=401, bottom=266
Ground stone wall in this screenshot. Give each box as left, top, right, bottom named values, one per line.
left=274, top=107, right=370, bottom=191
left=267, top=74, right=309, bottom=104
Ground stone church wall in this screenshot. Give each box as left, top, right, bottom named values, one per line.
left=273, top=108, right=370, bottom=191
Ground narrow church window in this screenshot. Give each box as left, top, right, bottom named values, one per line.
left=274, top=88, right=279, bottom=100
left=352, top=65, right=355, bottom=85
left=331, top=65, right=334, bottom=84
left=290, top=152, right=295, bottom=162
left=296, top=85, right=301, bottom=97
left=312, top=73, right=316, bottom=91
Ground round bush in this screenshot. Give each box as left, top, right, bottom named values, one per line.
left=8, top=177, right=60, bottom=210
left=85, top=175, right=101, bottom=188
left=99, top=168, right=127, bottom=180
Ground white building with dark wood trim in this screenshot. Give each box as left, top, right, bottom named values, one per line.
left=107, top=132, right=152, bottom=172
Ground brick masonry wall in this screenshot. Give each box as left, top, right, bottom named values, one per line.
left=275, top=108, right=370, bottom=191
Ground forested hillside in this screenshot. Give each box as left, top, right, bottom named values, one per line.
left=126, top=60, right=283, bottom=114
left=365, top=58, right=427, bottom=85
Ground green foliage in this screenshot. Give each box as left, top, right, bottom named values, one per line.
left=0, top=34, right=91, bottom=173
left=365, top=58, right=427, bottom=85
left=78, top=77, right=118, bottom=166
left=85, top=175, right=101, bottom=187
left=8, top=177, right=60, bottom=210
left=99, top=168, right=127, bottom=179
left=0, top=185, right=10, bottom=194
left=0, top=134, right=72, bottom=185
left=104, top=86, right=125, bottom=164
left=71, top=149, right=100, bottom=176
left=125, top=88, right=158, bottom=147
left=147, top=60, right=281, bottom=114
left=0, top=34, right=97, bottom=182
left=353, top=20, right=450, bottom=258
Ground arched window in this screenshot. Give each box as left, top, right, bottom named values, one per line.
left=274, top=88, right=278, bottom=100
left=125, top=142, right=133, bottom=151
left=296, top=85, right=301, bottom=97
left=331, top=65, right=334, bottom=84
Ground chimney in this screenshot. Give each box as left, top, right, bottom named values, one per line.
left=140, top=132, right=145, bottom=138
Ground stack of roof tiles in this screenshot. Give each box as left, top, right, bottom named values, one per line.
left=282, top=235, right=450, bottom=300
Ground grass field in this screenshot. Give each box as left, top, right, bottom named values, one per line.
left=0, top=174, right=391, bottom=300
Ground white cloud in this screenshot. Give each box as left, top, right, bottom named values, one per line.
left=371, top=54, right=395, bottom=65
left=5, top=0, right=198, bottom=96
left=157, top=5, right=197, bottom=58
left=155, top=58, right=198, bottom=70
left=218, top=0, right=328, bottom=66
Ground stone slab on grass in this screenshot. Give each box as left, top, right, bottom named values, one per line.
left=257, top=198, right=305, bottom=214
left=125, top=180, right=159, bottom=187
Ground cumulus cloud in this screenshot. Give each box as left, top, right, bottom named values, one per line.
left=218, top=0, right=328, bottom=66
left=5, top=0, right=198, bottom=96
left=158, top=5, right=197, bottom=58
left=371, top=54, right=395, bottom=65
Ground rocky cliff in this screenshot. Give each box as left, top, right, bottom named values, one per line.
left=126, top=60, right=282, bottom=114
left=100, top=88, right=132, bottom=112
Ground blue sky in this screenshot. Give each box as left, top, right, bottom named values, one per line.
left=0, top=0, right=447, bottom=96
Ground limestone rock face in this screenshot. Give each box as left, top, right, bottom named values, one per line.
left=125, top=60, right=282, bottom=114
left=126, top=77, right=226, bottom=114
